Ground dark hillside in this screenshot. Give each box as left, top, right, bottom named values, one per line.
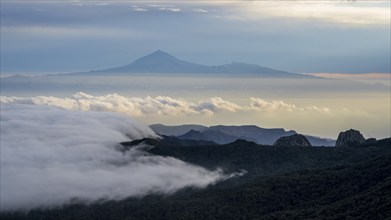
left=145, top=138, right=391, bottom=179
left=2, top=138, right=390, bottom=220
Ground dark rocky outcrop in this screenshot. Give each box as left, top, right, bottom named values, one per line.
left=273, top=134, right=312, bottom=147
left=335, top=129, right=365, bottom=147
left=361, top=138, right=377, bottom=146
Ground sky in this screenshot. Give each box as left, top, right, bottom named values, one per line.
left=1, top=0, right=390, bottom=75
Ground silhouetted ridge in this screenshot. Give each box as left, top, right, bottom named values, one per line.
left=273, top=134, right=312, bottom=147
left=177, top=129, right=239, bottom=144
left=150, top=124, right=336, bottom=146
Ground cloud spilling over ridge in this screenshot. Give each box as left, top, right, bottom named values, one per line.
left=0, top=92, right=331, bottom=117
left=0, top=104, right=236, bottom=211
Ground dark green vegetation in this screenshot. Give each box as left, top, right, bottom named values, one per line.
left=2, top=138, right=390, bottom=220
left=124, top=138, right=390, bottom=180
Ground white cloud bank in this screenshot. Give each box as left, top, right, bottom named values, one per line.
left=0, top=104, right=237, bottom=211
left=0, top=92, right=331, bottom=118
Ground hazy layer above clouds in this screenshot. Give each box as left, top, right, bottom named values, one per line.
left=0, top=104, right=237, bottom=211
left=1, top=75, right=389, bottom=97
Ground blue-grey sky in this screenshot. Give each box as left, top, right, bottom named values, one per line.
left=1, top=0, right=390, bottom=75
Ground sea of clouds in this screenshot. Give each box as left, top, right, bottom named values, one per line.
left=0, top=92, right=330, bottom=117
left=0, top=104, right=238, bottom=211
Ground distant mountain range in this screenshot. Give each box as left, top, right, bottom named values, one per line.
left=150, top=124, right=336, bottom=146
left=2, top=50, right=388, bottom=96
left=79, top=50, right=312, bottom=77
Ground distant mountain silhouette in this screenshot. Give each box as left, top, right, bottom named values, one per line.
left=177, top=129, right=239, bottom=145
left=149, top=124, right=336, bottom=146
left=100, top=50, right=209, bottom=74
left=273, top=134, right=312, bottom=147
left=82, top=50, right=312, bottom=77
left=150, top=124, right=207, bottom=136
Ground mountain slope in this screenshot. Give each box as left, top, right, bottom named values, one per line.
left=100, top=50, right=210, bottom=74
left=144, top=138, right=391, bottom=178
left=81, top=50, right=311, bottom=77
left=4, top=139, right=390, bottom=219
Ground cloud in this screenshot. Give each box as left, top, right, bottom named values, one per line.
left=159, top=7, right=181, bottom=12
left=196, top=97, right=242, bottom=116
left=133, top=7, right=148, bottom=12
left=193, top=8, right=208, bottom=13
left=145, top=4, right=181, bottom=12
left=306, top=73, right=391, bottom=80
left=217, top=1, right=390, bottom=25
left=132, top=5, right=148, bottom=12
left=0, top=93, right=332, bottom=118
left=0, top=104, right=240, bottom=211
left=249, top=97, right=298, bottom=112
left=2, top=26, right=148, bottom=40
left=249, top=98, right=331, bottom=113
left=148, top=4, right=175, bottom=8
left=305, top=73, right=391, bottom=86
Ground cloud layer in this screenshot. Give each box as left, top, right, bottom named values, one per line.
left=235, top=1, right=390, bottom=25
left=0, top=92, right=331, bottom=117
left=0, top=104, right=234, bottom=211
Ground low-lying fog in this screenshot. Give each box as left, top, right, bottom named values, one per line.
left=1, top=104, right=243, bottom=211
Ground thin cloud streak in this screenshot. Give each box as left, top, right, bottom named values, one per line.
left=2, top=26, right=147, bottom=39
left=307, top=73, right=391, bottom=80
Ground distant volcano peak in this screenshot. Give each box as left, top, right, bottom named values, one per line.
left=152, top=49, right=167, bottom=54
left=133, top=50, right=177, bottom=63
left=87, top=50, right=312, bottom=78
left=146, top=49, right=173, bottom=58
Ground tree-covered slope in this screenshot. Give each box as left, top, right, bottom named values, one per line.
left=2, top=139, right=390, bottom=220
left=144, top=138, right=391, bottom=179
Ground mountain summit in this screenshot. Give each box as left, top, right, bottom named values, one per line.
left=103, top=50, right=208, bottom=73
left=87, top=50, right=311, bottom=77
